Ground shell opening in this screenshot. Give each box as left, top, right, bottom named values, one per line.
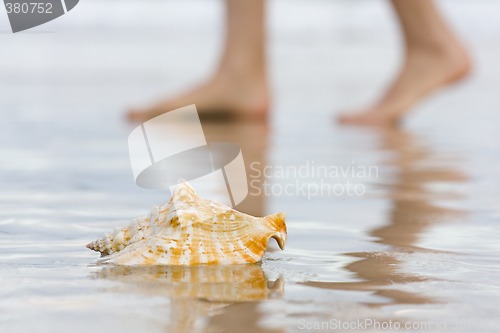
left=271, top=233, right=286, bottom=250
left=264, top=212, right=287, bottom=250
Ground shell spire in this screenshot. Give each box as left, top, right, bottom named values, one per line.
left=87, top=182, right=287, bottom=266
left=86, top=204, right=163, bottom=256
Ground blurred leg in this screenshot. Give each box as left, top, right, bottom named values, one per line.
left=128, top=0, right=269, bottom=122
left=338, top=0, right=471, bottom=126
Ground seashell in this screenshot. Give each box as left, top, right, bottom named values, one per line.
left=87, top=182, right=287, bottom=265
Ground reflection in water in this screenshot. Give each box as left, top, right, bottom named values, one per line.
left=95, top=264, right=283, bottom=302
left=305, top=128, right=466, bottom=306
left=94, top=264, right=283, bottom=333
left=200, top=122, right=269, bottom=217
left=372, top=129, right=467, bottom=249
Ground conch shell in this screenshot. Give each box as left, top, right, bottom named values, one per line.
left=87, top=182, right=287, bottom=265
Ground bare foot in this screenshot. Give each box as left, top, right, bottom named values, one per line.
left=127, top=70, right=270, bottom=123
left=338, top=43, right=472, bottom=127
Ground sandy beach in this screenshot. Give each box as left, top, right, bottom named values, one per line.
left=1, top=0, right=500, bottom=332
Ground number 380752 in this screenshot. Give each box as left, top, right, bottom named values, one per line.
left=5, top=2, right=53, bottom=14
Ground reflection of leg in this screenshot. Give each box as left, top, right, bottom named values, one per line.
left=339, top=0, right=471, bottom=126
left=201, top=122, right=270, bottom=216
left=128, top=0, right=269, bottom=122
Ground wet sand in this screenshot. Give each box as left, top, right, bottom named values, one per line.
left=1, top=1, right=500, bottom=332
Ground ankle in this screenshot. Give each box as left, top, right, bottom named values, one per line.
left=217, top=54, right=266, bottom=77
left=406, top=42, right=472, bottom=77
left=410, top=36, right=469, bottom=58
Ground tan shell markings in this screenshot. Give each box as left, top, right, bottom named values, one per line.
left=86, top=182, right=287, bottom=265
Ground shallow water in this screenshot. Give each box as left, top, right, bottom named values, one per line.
left=1, top=119, right=500, bottom=333
left=2, top=1, right=500, bottom=332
